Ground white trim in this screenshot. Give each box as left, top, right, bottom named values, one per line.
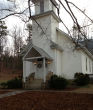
left=25, top=56, right=44, bottom=60
left=32, top=11, right=61, bottom=23
left=23, top=45, right=53, bottom=61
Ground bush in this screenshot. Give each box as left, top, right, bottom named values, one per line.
left=0, top=78, right=22, bottom=89
left=74, top=73, right=90, bottom=86
left=0, top=82, right=7, bottom=88
left=7, top=78, right=22, bottom=89
left=48, top=75, right=68, bottom=90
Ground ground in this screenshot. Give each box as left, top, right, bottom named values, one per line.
left=0, top=89, right=93, bottom=110
left=0, top=90, right=12, bottom=94
left=73, top=84, right=93, bottom=93
left=0, top=69, right=22, bottom=83
left=0, top=71, right=93, bottom=110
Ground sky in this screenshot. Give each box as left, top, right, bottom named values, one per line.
left=0, top=0, right=28, bottom=48
left=0, top=0, right=93, bottom=40
left=0, top=0, right=93, bottom=30
left=58, top=0, right=93, bottom=32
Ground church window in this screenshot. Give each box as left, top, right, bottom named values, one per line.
left=40, top=0, right=44, bottom=13
left=89, top=60, right=92, bottom=72
left=86, top=57, right=87, bottom=71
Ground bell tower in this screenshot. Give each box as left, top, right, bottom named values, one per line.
left=32, top=0, right=59, bottom=16
left=31, top=0, right=61, bottom=45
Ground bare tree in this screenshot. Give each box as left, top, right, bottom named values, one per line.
left=0, top=0, right=93, bottom=43
left=10, top=26, right=24, bottom=56
left=0, top=20, right=8, bottom=56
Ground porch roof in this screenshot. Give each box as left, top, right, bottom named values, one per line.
left=23, top=45, right=52, bottom=61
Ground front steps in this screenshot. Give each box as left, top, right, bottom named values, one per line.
left=24, top=72, right=53, bottom=90
left=25, top=79, right=43, bottom=90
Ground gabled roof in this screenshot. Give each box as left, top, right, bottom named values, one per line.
left=80, top=39, right=93, bottom=55
left=77, top=43, right=93, bottom=60
left=23, top=43, right=52, bottom=61
left=20, top=41, right=33, bottom=56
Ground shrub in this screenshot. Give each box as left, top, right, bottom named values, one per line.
left=6, top=78, right=22, bottom=89
left=74, top=72, right=90, bottom=86
left=0, top=78, right=22, bottom=89
left=0, top=82, right=7, bottom=88
left=48, top=75, right=68, bottom=90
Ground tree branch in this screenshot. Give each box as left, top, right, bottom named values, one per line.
left=57, top=0, right=76, bottom=24
left=68, top=1, right=93, bottom=23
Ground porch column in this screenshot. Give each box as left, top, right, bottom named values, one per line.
left=43, top=58, right=46, bottom=82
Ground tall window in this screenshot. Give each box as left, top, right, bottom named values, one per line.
left=86, top=58, right=87, bottom=71
left=40, top=0, right=44, bottom=13
left=89, top=60, right=92, bottom=73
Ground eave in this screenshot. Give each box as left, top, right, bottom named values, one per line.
left=32, top=11, right=61, bottom=23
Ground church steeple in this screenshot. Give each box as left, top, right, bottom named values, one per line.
left=32, top=0, right=59, bottom=16
left=31, top=0, right=61, bottom=43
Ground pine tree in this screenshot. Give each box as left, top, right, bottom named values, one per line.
left=0, top=20, right=8, bottom=56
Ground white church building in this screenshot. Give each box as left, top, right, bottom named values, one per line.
left=22, top=0, right=93, bottom=89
